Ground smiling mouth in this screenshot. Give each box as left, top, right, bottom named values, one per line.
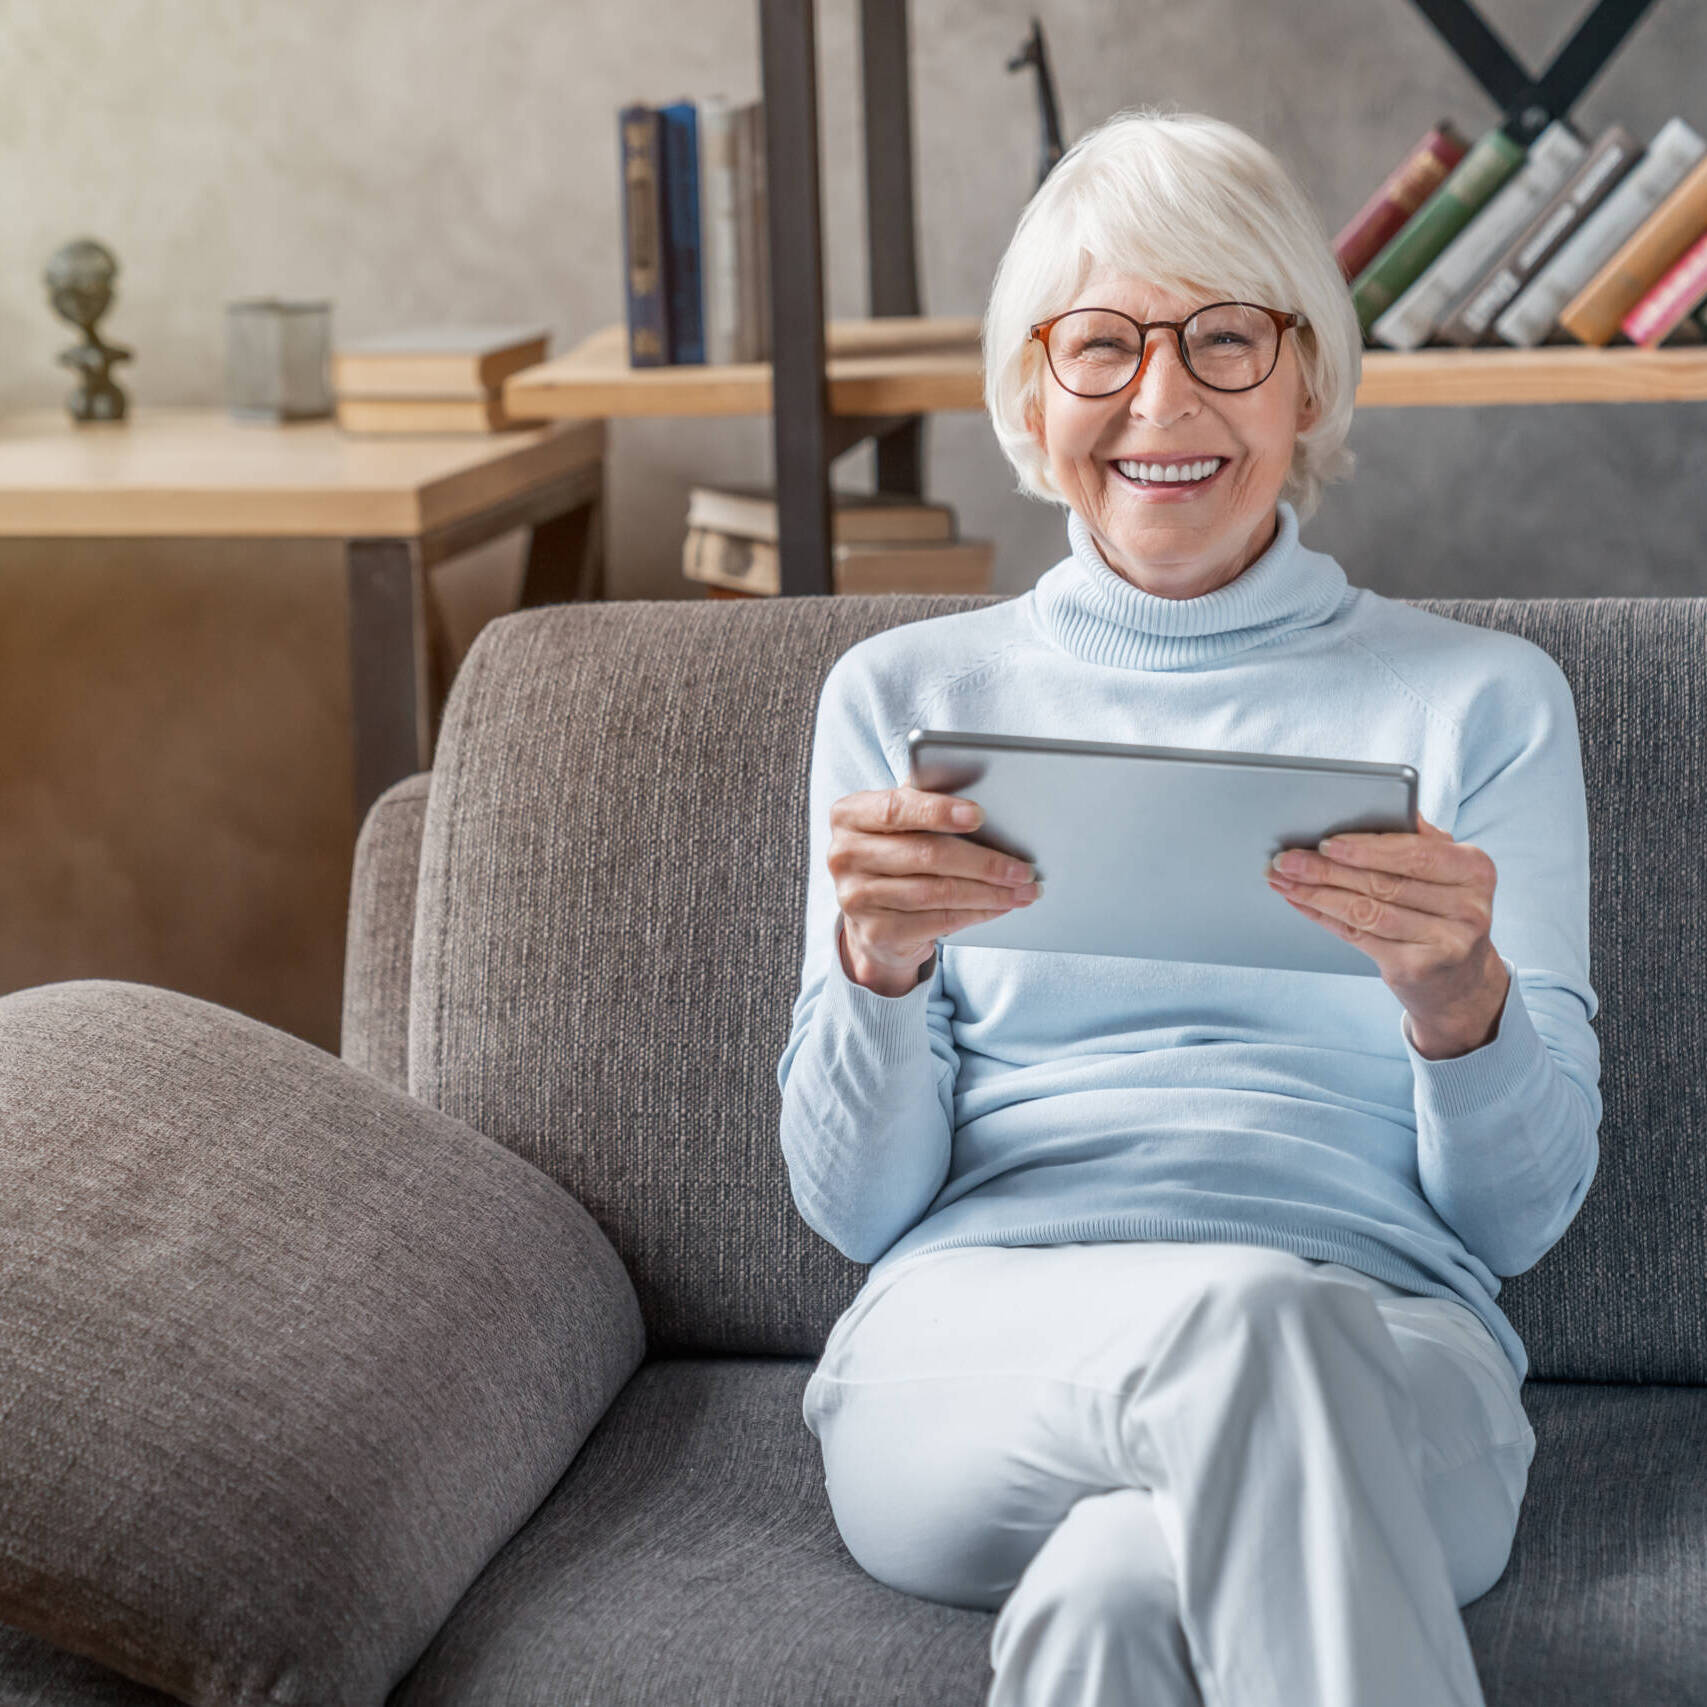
left=1108, top=457, right=1229, bottom=493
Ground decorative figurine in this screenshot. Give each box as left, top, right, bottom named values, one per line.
left=45, top=238, right=133, bottom=422
left=1007, top=17, right=1065, bottom=192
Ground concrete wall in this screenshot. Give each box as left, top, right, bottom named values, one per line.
left=2, top=0, right=1701, bottom=1047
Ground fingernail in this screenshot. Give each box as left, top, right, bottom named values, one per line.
left=953, top=803, right=979, bottom=827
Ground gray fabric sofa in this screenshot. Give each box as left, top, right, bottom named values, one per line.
left=2, top=590, right=1704, bottom=1706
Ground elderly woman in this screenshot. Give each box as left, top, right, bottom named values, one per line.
left=776, top=108, right=1600, bottom=1707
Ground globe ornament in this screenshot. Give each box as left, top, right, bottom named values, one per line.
left=45, top=238, right=134, bottom=423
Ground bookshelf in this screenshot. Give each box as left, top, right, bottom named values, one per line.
left=501, top=0, right=1698, bottom=597
left=507, top=324, right=1707, bottom=416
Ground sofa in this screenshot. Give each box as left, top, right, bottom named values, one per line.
left=1, top=588, right=1703, bottom=1707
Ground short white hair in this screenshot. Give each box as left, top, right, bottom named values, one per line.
left=982, top=105, right=1361, bottom=524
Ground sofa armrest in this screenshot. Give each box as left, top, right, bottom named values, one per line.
left=342, top=769, right=432, bottom=1089
left=0, top=977, right=645, bottom=1707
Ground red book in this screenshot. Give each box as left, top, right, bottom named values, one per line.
left=1622, top=225, right=1707, bottom=345
left=1333, top=121, right=1471, bottom=283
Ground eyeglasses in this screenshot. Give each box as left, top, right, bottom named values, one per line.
left=1029, top=302, right=1307, bottom=396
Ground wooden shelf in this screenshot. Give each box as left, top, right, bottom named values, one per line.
left=502, top=320, right=1707, bottom=424
left=1357, top=345, right=1707, bottom=406
left=504, top=317, right=983, bottom=419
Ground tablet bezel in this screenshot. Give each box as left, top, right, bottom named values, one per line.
left=904, top=726, right=1419, bottom=977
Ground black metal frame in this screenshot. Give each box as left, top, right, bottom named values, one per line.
left=760, top=0, right=922, bottom=598
left=755, top=0, right=1661, bottom=599
left=1408, top=0, right=1659, bottom=144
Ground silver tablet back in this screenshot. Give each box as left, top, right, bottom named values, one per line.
left=907, top=729, right=1417, bottom=978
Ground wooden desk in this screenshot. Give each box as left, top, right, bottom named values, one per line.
left=0, top=407, right=606, bottom=821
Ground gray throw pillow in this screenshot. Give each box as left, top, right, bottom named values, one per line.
left=0, top=979, right=646, bottom=1707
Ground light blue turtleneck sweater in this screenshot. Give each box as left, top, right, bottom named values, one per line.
left=776, top=501, right=1601, bottom=1384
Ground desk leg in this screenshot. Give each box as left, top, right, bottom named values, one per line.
left=519, top=474, right=606, bottom=607
left=346, top=537, right=434, bottom=827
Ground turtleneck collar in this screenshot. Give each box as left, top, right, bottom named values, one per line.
left=1029, top=500, right=1354, bottom=672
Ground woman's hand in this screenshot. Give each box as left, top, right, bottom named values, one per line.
left=829, top=786, right=1041, bottom=996
left=1264, top=811, right=1510, bottom=1058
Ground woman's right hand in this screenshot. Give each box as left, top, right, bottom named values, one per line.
left=828, top=786, right=1040, bottom=996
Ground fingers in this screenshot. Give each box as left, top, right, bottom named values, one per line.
left=830, top=786, right=1040, bottom=976
left=845, top=872, right=1041, bottom=921
left=833, top=784, right=989, bottom=839
left=830, top=787, right=1038, bottom=916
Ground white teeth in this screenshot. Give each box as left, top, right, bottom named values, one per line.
left=1114, top=457, right=1225, bottom=485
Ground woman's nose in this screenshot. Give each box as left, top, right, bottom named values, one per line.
left=1129, top=331, right=1200, bottom=416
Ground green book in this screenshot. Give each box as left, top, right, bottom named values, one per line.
left=1351, top=126, right=1529, bottom=333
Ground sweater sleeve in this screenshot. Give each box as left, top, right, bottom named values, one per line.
left=775, top=650, right=961, bottom=1264
left=1405, top=644, right=1602, bottom=1278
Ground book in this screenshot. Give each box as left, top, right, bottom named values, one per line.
left=1495, top=117, right=1707, bottom=347
left=335, top=396, right=520, bottom=434
left=619, top=103, right=672, bottom=366
left=1621, top=226, right=1707, bottom=345
left=330, top=326, right=550, bottom=399
left=684, top=527, right=993, bottom=596
left=735, top=101, right=771, bottom=362
left=1559, top=153, right=1707, bottom=344
left=1371, top=121, right=1587, bottom=350
left=697, top=97, right=744, bottom=366
left=624, top=96, right=767, bottom=368
left=658, top=101, right=705, bottom=364
left=1333, top=121, right=1470, bottom=283
left=1437, top=125, right=1643, bottom=346
left=686, top=482, right=956, bottom=545
left=1351, top=124, right=1528, bottom=334
left=751, top=104, right=771, bottom=363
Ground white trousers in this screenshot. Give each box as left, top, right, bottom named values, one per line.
left=802, top=1240, right=1536, bottom=1707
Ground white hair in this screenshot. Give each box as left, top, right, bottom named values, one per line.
left=982, top=105, right=1361, bottom=524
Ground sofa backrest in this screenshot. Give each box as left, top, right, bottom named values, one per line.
left=376, top=592, right=1707, bottom=1382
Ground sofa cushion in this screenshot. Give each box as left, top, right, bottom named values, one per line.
left=384, top=1360, right=1707, bottom=1706
left=0, top=979, right=645, bottom=1707
left=406, top=597, right=965, bottom=1359
left=406, top=594, right=1707, bottom=1381
left=390, top=1358, right=998, bottom=1706
left=0, top=1621, right=183, bottom=1706
left=1465, top=1379, right=1707, bottom=1701
left=342, top=768, right=432, bottom=1092
left=1411, top=597, right=1707, bottom=1384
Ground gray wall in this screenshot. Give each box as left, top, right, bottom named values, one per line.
left=1, top=0, right=1701, bottom=1049
left=4, top=0, right=1703, bottom=601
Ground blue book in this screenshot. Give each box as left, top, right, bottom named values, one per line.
left=657, top=100, right=706, bottom=365
left=618, top=103, right=671, bottom=366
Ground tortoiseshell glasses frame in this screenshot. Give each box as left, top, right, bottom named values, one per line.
left=1028, top=302, right=1309, bottom=396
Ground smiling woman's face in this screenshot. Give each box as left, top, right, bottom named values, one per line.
left=1027, top=267, right=1318, bottom=600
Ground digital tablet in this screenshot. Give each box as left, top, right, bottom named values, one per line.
left=906, top=728, right=1418, bottom=978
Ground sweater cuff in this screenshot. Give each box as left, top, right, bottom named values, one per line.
left=822, top=916, right=937, bottom=1056
left=1402, top=956, right=1547, bottom=1121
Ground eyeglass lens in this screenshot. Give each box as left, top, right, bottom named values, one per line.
left=1046, top=305, right=1281, bottom=394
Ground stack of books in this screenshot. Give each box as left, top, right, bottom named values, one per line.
left=331, top=326, right=551, bottom=434
left=1338, top=113, right=1707, bottom=351
left=682, top=484, right=994, bottom=598
left=618, top=98, right=769, bottom=368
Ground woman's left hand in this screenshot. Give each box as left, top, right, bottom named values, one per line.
left=1264, top=812, right=1510, bottom=1058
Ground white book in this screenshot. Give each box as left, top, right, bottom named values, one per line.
left=1451, top=129, right=1642, bottom=341
left=751, top=101, right=771, bottom=363
left=1495, top=116, right=1707, bottom=347
left=1372, top=121, right=1587, bottom=350
left=697, top=96, right=742, bottom=366
left=732, top=102, right=761, bottom=364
